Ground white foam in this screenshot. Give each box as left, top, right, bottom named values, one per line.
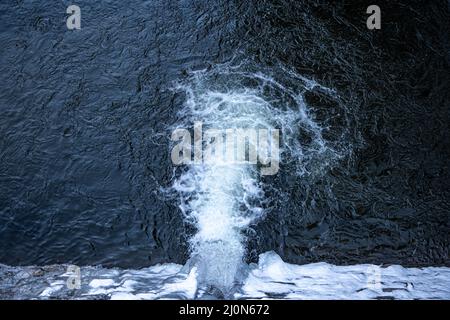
left=39, top=282, right=64, bottom=297
left=6, top=252, right=446, bottom=300
left=237, top=251, right=450, bottom=299
left=169, top=62, right=344, bottom=292
left=89, top=279, right=116, bottom=288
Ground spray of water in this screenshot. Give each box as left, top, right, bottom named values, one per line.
left=169, top=61, right=346, bottom=294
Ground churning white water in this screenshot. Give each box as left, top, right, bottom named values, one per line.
left=170, top=62, right=344, bottom=293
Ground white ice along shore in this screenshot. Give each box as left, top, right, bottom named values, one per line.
left=0, top=251, right=449, bottom=300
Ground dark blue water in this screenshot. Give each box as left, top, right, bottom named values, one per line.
left=1, top=0, right=449, bottom=270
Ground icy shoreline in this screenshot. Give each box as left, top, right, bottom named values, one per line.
left=1, top=251, right=449, bottom=300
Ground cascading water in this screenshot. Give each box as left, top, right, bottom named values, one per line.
left=170, top=61, right=347, bottom=295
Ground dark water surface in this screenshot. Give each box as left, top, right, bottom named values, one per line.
left=0, top=0, right=449, bottom=269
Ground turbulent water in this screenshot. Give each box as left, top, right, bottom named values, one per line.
left=1, top=0, right=449, bottom=300
left=168, top=61, right=349, bottom=293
